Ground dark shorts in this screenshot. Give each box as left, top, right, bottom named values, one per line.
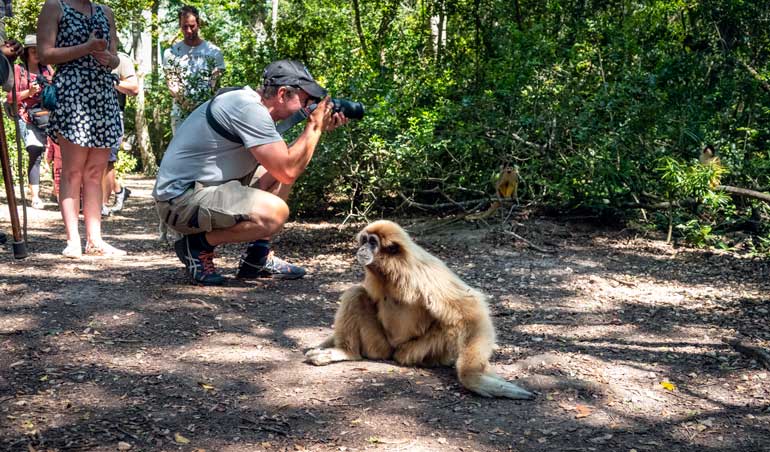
left=108, top=112, right=125, bottom=163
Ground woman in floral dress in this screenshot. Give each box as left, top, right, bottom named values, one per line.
left=37, top=0, right=124, bottom=258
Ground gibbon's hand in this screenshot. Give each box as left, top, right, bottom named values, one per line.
left=86, top=30, right=108, bottom=53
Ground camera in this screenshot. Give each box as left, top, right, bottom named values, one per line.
left=328, top=98, right=365, bottom=120
left=276, top=97, right=365, bottom=135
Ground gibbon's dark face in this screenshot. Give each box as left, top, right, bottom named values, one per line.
left=356, top=232, right=380, bottom=266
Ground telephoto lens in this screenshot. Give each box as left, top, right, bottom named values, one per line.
left=331, top=99, right=365, bottom=120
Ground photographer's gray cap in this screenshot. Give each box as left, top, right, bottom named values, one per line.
left=262, top=59, right=327, bottom=100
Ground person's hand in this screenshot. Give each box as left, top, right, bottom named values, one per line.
left=308, top=97, right=333, bottom=131
left=324, top=112, right=349, bottom=132
left=29, top=81, right=41, bottom=96
left=86, top=30, right=108, bottom=53
left=167, top=78, right=180, bottom=95
left=1, top=40, right=22, bottom=59
left=91, top=49, right=114, bottom=67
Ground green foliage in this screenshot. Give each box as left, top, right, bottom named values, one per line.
left=4, top=0, right=769, bottom=251
left=115, top=149, right=138, bottom=176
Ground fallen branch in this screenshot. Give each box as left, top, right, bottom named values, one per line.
left=397, top=192, right=488, bottom=211
left=723, top=338, right=770, bottom=370
left=717, top=185, right=770, bottom=203
left=502, top=230, right=557, bottom=254
left=623, top=185, right=770, bottom=210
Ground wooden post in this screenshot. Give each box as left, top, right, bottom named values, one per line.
left=0, top=104, right=28, bottom=258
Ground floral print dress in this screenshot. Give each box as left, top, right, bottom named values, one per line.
left=48, top=1, right=122, bottom=148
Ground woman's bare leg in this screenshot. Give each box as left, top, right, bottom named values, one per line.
left=58, top=136, right=89, bottom=250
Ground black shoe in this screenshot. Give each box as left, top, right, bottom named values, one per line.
left=236, top=251, right=306, bottom=280
left=173, top=236, right=225, bottom=286
left=0, top=231, right=6, bottom=245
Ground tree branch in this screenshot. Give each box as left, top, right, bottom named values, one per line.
left=717, top=185, right=770, bottom=203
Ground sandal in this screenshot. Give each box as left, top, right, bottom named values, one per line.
left=85, top=242, right=127, bottom=257
left=62, top=241, right=82, bottom=259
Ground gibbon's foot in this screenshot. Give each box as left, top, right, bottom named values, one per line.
left=470, top=374, right=535, bottom=400
left=304, top=347, right=355, bottom=365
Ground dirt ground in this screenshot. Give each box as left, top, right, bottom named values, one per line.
left=1, top=176, right=769, bottom=452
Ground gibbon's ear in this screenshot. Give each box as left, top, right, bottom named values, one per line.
left=381, top=242, right=401, bottom=255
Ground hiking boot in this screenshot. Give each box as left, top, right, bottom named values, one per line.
left=173, top=236, right=225, bottom=286
left=236, top=251, right=306, bottom=280
left=111, top=187, right=131, bottom=212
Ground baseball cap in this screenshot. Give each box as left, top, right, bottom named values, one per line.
left=262, top=59, right=327, bottom=100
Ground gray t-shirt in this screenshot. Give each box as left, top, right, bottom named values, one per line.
left=163, top=40, right=225, bottom=119
left=152, top=87, right=283, bottom=201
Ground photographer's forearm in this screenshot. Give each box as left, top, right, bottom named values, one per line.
left=284, top=125, right=324, bottom=180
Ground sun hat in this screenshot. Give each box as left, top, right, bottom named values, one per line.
left=23, top=34, right=36, bottom=48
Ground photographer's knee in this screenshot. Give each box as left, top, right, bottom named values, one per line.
left=251, top=197, right=289, bottom=236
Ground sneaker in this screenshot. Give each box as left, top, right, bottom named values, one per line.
left=173, top=236, right=225, bottom=286
left=101, top=205, right=111, bottom=217
left=31, top=198, right=44, bottom=209
left=111, top=187, right=131, bottom=212
left=236, top=251, right=306, bottom=280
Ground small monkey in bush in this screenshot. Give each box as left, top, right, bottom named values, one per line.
left=305, top=220, right=535, bottom=399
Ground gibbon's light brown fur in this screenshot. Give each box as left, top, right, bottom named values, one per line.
left=305, top=220, right=534, bottom=399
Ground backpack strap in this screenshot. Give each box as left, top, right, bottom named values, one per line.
left=205, top=86, right=244, bottom=145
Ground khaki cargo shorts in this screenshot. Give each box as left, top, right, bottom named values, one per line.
left=156, top=180, right=262, bottom=235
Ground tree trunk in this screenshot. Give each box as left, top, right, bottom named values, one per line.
left=351, top=0, right=367, bottom=57
left=133, top=22, right=157, bottom=175
left=513, top=0, right=523, bottom=30
left=150, top=0, right=159, bottom=89
left=150, top=0, right=162, bottom=155
left=272, top=0, right=279, bottom=46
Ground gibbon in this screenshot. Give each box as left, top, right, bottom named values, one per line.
left=305, top=220, right=535, bottom=399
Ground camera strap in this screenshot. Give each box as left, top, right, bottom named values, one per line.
left=205, top=86, right=245, bottom=145
left=206, top=86, right=314, bottom=143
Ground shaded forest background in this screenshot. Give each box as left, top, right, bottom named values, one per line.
left=3, top=0, right=770, bottom=251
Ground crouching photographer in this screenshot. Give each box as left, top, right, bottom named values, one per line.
left=153, top=59, right=350, bottom=285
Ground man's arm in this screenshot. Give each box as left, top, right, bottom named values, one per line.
left=209, top=48, right=225, bottom=89
left=116, top=74, right=138, bottom=96
left=248, top=98, right=332, bottom=184
left=115, top=55, right=139, bottom=96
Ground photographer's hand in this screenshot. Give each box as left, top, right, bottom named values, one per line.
left=306, top=97, right=333, bottom=132
left=324, top=112, right=349, bottom=132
